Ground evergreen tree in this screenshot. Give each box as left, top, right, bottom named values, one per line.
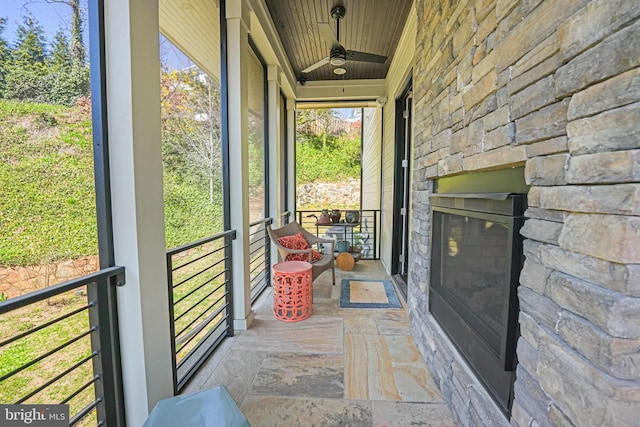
left=32, top=0, right=85, bottom=66
left=0, top=18, right=9, bottom=97
left=49, top=30, right=72, bottom=71
left=45, top=28, right=88, bottom=105
left=12, top=14, right=47, bottom=67
left=3, top=14, right=48, bottom=102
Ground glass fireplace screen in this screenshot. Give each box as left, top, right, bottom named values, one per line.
left=429, top=193, right=525, bottom=415
left=433, top=212, right=510, bottom=352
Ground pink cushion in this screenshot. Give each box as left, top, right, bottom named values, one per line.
left=278, top=232, right=322, bottom=262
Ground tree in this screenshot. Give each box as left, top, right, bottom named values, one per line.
left=44, top=28, right=88, bottom=106
left=67, top=0, right=84, bottom=67
left=49, top=31, right=72, bottom=71
left=27, top=0, right=85, bottom=66
left=161, top=68, right=223, bottom=204
left=0, top=18, right=9, bottom=97
left=3, top=14, right=48, bottom=102
left=296, top=108, right=340, bottom=149
left=12, top=14, right=47, bottom=67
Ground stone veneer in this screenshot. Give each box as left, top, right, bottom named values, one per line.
left=408, top=0, right=640, bottom=425
left=296, top=181, right=361, bottom=208
left=0, top=256, right=99, bottom=298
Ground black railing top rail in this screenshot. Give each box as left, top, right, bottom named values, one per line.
left=0, top=265, right=125, bottom=314
left=249, top=217, right=273, bottom=228
left=167, top=229, right=237, bottom=256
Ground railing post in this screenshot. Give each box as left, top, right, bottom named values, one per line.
left=166, top=253, right=178, bottom=395
left=374, top=210, right=378, bottom=259
left=265, top=218, right=273, bottom=287
left=225, top=232, right=235, bottom=338
left=87, top=272, right=126, bottom=426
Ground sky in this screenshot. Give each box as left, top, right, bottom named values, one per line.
left=1, top=0, right=189, bottom=69
left=2, top=0, right=73, bottom=45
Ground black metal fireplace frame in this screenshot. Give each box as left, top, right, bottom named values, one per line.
left=429, top=193, right=525, bottom=415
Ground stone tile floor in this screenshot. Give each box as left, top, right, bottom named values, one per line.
left=183, top=261, right=456, bottom=426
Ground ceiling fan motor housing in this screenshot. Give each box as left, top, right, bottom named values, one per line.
left=300, top=4, right=386, bottom=76
left=331, top=5, right=346, bottom=21
left=330, top=46, right=347, bottom=66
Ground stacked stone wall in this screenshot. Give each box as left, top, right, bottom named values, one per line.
left=296, top=181, right=361, bottom=208
left=410, top=0, right=640, bottom=425
left=0, top=256, right=100, bottom=298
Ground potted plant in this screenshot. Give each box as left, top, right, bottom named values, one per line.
left=336, top=240, right=350, bottom=253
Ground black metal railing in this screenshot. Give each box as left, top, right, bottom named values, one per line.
left=0, top=266, right=126, bottom=426
left=249, top=218, right=273, bottom=303
left=280, top=211, right=291, bottom=225
left=166, top=230, right=236, bottom=392
left=296, top=210, right=381, bottom=260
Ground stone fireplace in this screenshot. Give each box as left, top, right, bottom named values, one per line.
left=408, top=1, right=640, bottom=425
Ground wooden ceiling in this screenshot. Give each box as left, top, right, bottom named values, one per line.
left=263, top=0, right=412, bottom=82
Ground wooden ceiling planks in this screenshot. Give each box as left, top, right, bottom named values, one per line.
left=264, top=0, right=412, bottom=82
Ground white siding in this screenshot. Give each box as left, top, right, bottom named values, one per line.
left=159, top=0, right=221, bottom=81
left=361, top=108, right=382, bottom=211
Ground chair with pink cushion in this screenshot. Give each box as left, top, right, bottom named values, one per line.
left=267, top=221, right=336, bottom=286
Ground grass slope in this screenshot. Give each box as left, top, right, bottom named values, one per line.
left=0, top=100, right=223, bottom=267
left=0, top=101, right=98, bottom=266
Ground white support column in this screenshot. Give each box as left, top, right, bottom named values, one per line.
left=286, top=99, right=296, bottom=219
left=226, top=0, right=253, bottom=330
left=104, top=0, right=173, bottom=424
left=267, top=65, right=282, bottom=227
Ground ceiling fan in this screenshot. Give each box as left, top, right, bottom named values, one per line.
left=301, top=5, right=387, bottom=76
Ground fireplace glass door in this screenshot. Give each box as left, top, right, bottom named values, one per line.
left=429, top=194, right=524, bottom=415
left=434, top=211, right=511, bottom=356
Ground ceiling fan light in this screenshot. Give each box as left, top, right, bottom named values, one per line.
left=330, top=57, right=346, bottom=66
left=333, top=67, right=347, bottom=75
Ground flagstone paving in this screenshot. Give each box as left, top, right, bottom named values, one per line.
left=183, top=261, right=456, bottom=427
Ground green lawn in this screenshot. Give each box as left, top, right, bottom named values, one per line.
left=0, top=291, right=97, bottom=425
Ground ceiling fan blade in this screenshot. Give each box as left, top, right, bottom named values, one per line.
left=346, top=50, right=387, bottom=64
left=318, top=23, right=340, bottom=48
left=301, top=57, right=330, bottom=73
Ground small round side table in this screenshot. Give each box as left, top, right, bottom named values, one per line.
left=272, top=261, right=313, bottom=322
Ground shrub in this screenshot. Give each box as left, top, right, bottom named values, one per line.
left=296, top=136, right=361, bottom=183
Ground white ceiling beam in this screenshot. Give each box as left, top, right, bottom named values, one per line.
left=296, top=79, right=387, bottom=102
